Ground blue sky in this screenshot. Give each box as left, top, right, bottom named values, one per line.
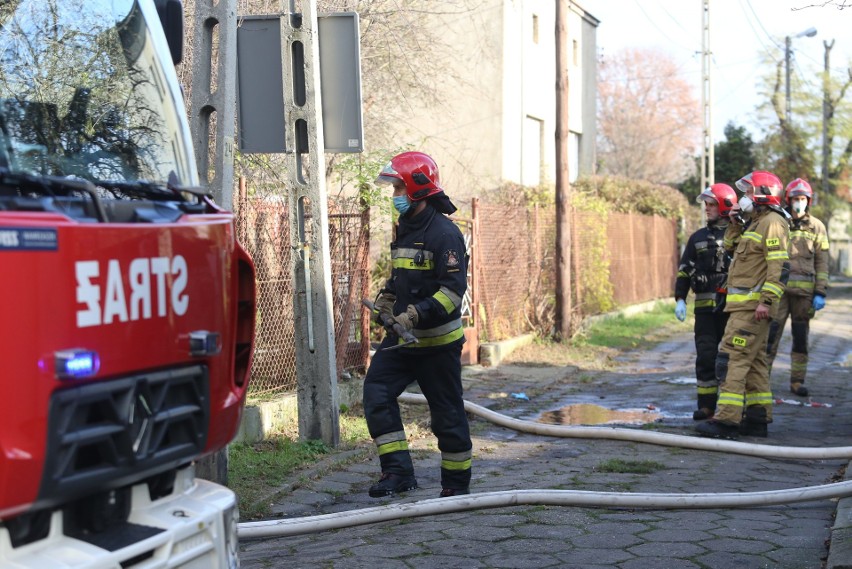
left=588, top=0, right=852, bottom=141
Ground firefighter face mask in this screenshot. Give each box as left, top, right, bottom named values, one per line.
left=393, top=195, right=412, bottom=215
left=738, top=195, right=754, bottom=214
left=791, top=196, right=808, bottom=216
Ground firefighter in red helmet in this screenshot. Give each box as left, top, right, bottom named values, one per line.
left=765, top=178, right=829, bottom=397
left=674, top=183, right=737, bottom=420
left=697, top=170, right=790, bottom=440
left=364, top=151, right=472, bottom=498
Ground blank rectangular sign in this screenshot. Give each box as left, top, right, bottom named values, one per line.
left=236, top=17, right=287, bottom=153
left=236, top=13, right=364, bottom=154
left=317, top=13, right=364, bottom=153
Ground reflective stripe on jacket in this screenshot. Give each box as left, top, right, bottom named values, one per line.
left=386, top=203, right=467, bottom=350
left=725, top=208, right=790, bottom=313
left=674, top=222, right=729, bottom=313
left=786, top=214, right=830, bottom=297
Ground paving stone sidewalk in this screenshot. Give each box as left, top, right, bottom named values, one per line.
left=240, top=283, right=852, bottom=569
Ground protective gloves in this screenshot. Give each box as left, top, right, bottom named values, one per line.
left=393, top=305, right=419, bottom=332
left=373, top=292, right=396, bottom=324
left=675, top=299, right=687, bottom=322
left=812, top=294, right=826, bottom=311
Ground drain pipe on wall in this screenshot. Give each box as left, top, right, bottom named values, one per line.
left=238, top=392, right=852, bottom=539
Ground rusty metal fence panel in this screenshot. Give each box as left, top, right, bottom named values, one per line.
left=606, top=212, right=679, bottom=305
left=475, top=203, right=677, bottom=341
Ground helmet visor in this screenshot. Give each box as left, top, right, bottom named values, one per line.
left=735, top=175, right=753, bottom=194
left=696, top=187, right=714, bottom=204
left=375, top=162, right=401, bottom=186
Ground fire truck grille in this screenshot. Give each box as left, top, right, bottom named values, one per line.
left=39, top=365, right=210, bottom=505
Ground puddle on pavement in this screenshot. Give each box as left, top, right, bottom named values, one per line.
left=538, top=403, right=661, bottom=426
left=664, top=376, right=696, bottom=385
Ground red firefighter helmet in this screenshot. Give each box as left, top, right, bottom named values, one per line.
left=375, top=151, right=444, bottom=201
left=785, top=178, right=813, bottom=204
left=696, top=183, right=737, bottom=217
left=735, top=170, right=783, bottom=207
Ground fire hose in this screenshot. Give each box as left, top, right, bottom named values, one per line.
left=238, top=392, right=852, bottom=539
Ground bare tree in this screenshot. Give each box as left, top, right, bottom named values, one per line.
left=597, top=48, right=701, bottom=185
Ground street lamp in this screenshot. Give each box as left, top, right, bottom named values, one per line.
left=785, top=27, right=817, bottom=122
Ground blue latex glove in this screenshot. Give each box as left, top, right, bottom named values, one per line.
left=675, top=299, right=687, bottom=322
left=812, top=294, right=826, bottom=311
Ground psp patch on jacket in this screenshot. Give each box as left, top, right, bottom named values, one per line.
left=444, top=249, right=460, bottom=269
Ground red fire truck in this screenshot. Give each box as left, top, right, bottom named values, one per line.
left=0, top=0, right=255, bottom=566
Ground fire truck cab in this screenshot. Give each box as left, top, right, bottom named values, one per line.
left=0, top=1, right=255, bottom=566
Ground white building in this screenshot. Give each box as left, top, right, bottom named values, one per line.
left=375, top=1, right=599, bottom=198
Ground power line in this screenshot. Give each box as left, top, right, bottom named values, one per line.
left=740, top=0, right=782, bottom=63
left=630, top=0, right=697, bottom=54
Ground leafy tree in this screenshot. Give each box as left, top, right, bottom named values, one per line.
left=679, top=122, right=757, bottom=201
left=714, top=122, right=757, bottom=185
left=597, top=48, right=701, bottom=185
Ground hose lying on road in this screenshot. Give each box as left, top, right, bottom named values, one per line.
left=239, top=481, right=852, bottom=539
left=398, top=392, right=852, bottom=460
left=237, top=392, right=852, bottom=539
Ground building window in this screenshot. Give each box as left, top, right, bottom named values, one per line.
left=569, top=132, right=580, bottom=182
left=522, top=116, right=544, bottom=187
left=532, top=14, right=539, bottom=44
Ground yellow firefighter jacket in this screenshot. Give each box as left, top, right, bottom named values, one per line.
left=786, top=213, right=829, bottom=297
left=724, top=208, right=790, bottom=314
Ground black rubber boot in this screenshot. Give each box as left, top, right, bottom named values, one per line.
left=695, top=420, right=740, bottom=440
left=740, top=406, right=769, bottom=438
left=692, top=407, right=714, bottom=421
left=368, top=473, right=418, bottom=498
left=790, top=382, right=809, bottom=397
left=439, top=488, right=470, bottom=498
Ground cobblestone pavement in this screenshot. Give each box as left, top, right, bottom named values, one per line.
left=240, top=282, right=852, bottom=569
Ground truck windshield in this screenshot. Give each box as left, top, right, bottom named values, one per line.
left=0, top=0, right=192, bottom=186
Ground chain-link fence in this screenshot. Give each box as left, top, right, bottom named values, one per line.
left=235, top=188, right=370, bottom=397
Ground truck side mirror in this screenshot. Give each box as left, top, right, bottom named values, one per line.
left=154, top=0, right=184, bottom=65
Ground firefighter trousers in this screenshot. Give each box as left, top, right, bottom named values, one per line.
left=693, top=310, right=729, bottom=413
left=766, top=293, right=812, bottom=387
left=363, top=342, right=472, bottom=490
left=714, top=310, right=773, bottom=426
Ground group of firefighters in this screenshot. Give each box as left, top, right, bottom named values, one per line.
left=675, top=170, right=830, bottom=440
left=362, top=153, right=831, bottom=498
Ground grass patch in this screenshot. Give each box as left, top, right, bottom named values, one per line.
left=575, top=301, right=676, bottom=350
left=504, top=301, right=677, bottom=368
left=229, top=411, right=373, bottom=519
left=228, top=406, right=433, bottom=520
left=596, top=459, right=666, bottom=474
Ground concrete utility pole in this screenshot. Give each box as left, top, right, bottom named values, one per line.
left=186, top=0, right=238, bottom=486
left=700, top=0, right=713, bottom=191
left=188, top=0, right=237, bottom=210
left=554, top=0, right=572, bottom=340
left=822, top=40, right=834, bottom=196
left=281, top=0, right=340, bottom=446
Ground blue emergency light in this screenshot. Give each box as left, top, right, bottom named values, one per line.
left=55, top=349, right=100, bottom=379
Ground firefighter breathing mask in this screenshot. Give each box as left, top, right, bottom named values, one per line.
left=393, top=195, right=411, bottom=215
left=738, top=195, right=754, bottom=214
left=791, top=197, right=808, bottom=216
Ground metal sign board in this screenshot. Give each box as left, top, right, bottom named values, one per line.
left=236, top=13, right=364, bottom=154
left=317, top=13, right=364, bottom=153
left=236, top=17, right=287, bottom=153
